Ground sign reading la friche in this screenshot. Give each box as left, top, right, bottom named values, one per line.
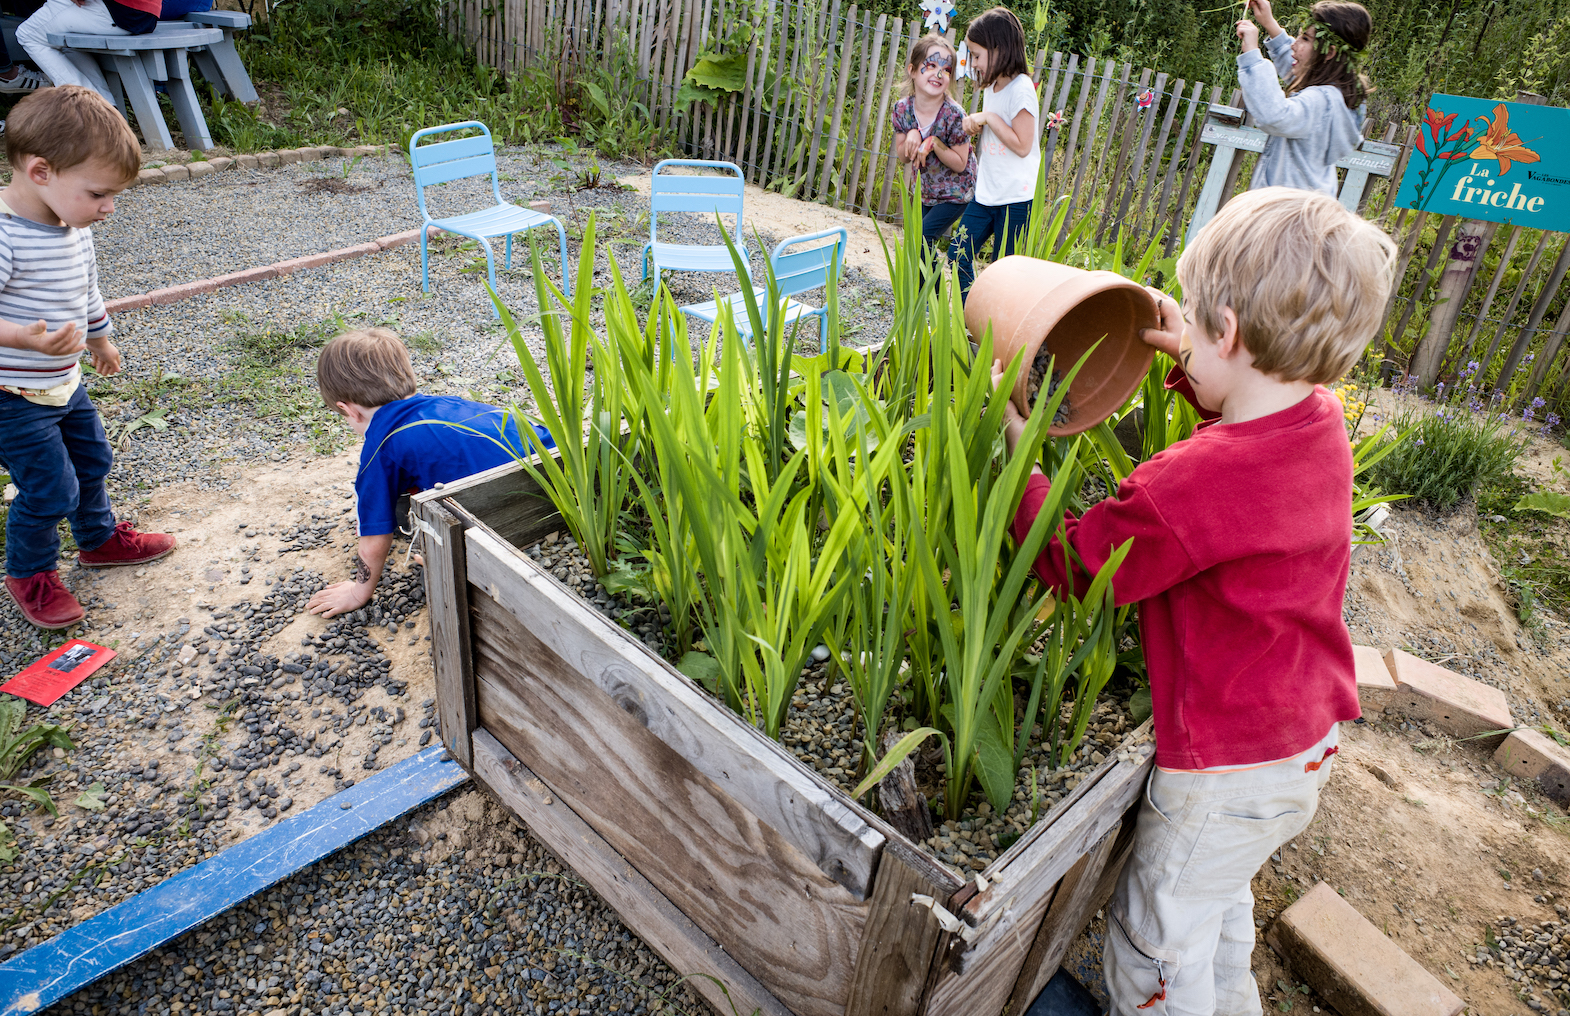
left=1393, top=93, right=1568, bottom=230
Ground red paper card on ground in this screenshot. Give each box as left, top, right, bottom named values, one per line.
left=0, top=640, right=116, bottom=706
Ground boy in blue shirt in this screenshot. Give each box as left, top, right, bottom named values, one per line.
left=305, top=328, right=553, bottom=619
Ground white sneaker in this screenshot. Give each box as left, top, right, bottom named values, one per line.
left=0, top=68, right=48, bottom=94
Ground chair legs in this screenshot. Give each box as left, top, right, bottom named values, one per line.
left=420, top=229, right=432, bottom=293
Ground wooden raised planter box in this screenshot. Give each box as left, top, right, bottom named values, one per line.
left=413, top=457, right=1156, bottom=1016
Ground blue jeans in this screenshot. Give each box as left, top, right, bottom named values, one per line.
left=0, top=384, right=116, bottom=578
left=948, top=198, right=1035, bottom=299
left=921, top=202, right=967, bottom=247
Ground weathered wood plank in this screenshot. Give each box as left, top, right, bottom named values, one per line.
left=817, top=5, right=859, bottom=204
left=943, top=728, right=1154, bottom=979
left=1165, top=83, right=1223, bottom=257
left=841, top=10, right=881, bottom=211
left=1461, top=224, right=1523, bottom=361
left=462, top=523, right=887, bottom=898
left=800, top=0, right=843, bottom=197
left=470, top=590, right=864, bottom=1016
left=1005, top=815, right=1131, bottom=1012
left=1054, top=55, right=1092, bottom=201
left=1119, top=71, right=1168, bottom=244
left=1093, top=64, right=1145, bottom=243
left=1065, top=58, right=1114, bottom=229
left=470, top=729, right=793, bottom=1016
left=1149, top=78, right=1199, bottom=248
left=843, top=843, right=952, bottom=1016
left=421, top=458, right=562, bottom=551
left=741, top=0, right=777, bottom=176
left=414, top=498, right=477, bottom=767
left=874, top=18, right=912, bottom=218
left=1477, top=228, right=1552, bottom=371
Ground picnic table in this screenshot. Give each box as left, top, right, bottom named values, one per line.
left=0, top=9, right=258, bottom=152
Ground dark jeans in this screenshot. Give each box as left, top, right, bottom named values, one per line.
left=921, top=201, right=967, bottom=247
left=948, top=198, right=1035, bottom=299
left=0, top=384, right=116, bottom=577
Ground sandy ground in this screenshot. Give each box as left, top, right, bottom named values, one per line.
left=76, top=451, right=436, bottom=827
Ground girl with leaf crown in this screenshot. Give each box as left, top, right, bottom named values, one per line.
left=1235, top=0, right=1372, bottom=196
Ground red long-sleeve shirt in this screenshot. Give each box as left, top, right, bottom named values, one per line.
left=1011, top=371, right=1361, bottom=770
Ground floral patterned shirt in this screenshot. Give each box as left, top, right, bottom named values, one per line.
left=891, top=95, right=977, bottom=206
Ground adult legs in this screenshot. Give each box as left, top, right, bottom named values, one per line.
left=17, top=0, right=124, bottom=101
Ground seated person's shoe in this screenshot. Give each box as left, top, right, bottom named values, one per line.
left=4, top=571, right=86, bottom=630
left=0, top=68, right=47, bottom=94
left=78, top=521, right=177, bottom=568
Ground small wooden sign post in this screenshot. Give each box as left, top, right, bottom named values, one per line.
left=1184, top=104, right=1399, bottom=245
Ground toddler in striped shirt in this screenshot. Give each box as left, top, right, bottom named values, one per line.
left=0, top=85, right=174, bottom=631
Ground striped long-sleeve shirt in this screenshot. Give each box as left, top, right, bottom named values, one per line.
left=0, top=202, right=112, bottom=391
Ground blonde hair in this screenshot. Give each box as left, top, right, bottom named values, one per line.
left=900, top=34, right=959, bottom=100
left=317, top=328, right=418, bottom=410
left=1178, top=187, right=1396, bottom=385
left=6, top=85, right=140, bottom=184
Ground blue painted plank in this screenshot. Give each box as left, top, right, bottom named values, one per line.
left=0, top=747, right=469, bottom=1016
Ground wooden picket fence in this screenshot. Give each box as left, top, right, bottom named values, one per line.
left=443, top=0, right=1570, bottom=411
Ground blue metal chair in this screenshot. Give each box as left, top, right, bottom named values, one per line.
left=642, top=159, right=750, bottom=284
left=680, top=228, right=847, bottom=350
left=410, top=122, right=571, bottom=307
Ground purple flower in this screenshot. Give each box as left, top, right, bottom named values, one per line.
left=1548, top=413, right=1563, bottom=428
left=1465, top=360, right=1480, bottom=375
left=1532, top=397, right=1547, bottom=409
left=1524, top=408, right=1535, bottom=421
left=1527, top=354, right=1536, bottom=363
left=1414, top=437, right=1425, bottom=446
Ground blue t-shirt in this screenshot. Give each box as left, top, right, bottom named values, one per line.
left=355, top=394, right=554, bottom=536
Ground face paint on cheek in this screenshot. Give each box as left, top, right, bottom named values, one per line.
left=1178, top=329, right=1195, bottom=380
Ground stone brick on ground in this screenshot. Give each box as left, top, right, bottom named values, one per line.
left=1353, top=644, right=1396, bottom=717
left=1382, top=647, right=1512, bottom=740
left=1494, top=728, right=1570, bottom=804
left=1267, top=882, right=1463, bottom=1016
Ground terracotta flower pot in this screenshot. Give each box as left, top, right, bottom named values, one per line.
left=964, top=256, right=1159, bottom=437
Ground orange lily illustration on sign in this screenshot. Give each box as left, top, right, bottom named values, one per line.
left=1469, top=103, right=1541, bottom=176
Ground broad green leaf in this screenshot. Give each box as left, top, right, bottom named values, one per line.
left=1514, top=491, right=1570, bottom=519
left=74, top=782, right=108, bottom=812
left=1129, top=687, right=1153, bottom=725
left=975, top=714, right=1015, bottom=814
left=675, top=651, right=723, bottom=694
left=0, top=694, right=23, bottom=744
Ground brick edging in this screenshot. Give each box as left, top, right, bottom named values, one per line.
left=129, top=144, right=393, bottom=187
left=103, top=225, right=437, bottom=313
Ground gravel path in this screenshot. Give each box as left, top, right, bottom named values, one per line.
left=1, top=143, right=894, bottom=1015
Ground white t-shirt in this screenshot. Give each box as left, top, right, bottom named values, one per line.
left=975, top=73, right=1041, bottom=206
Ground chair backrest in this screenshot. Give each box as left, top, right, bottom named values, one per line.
left=649, top=159, right=745, bottom=246
left=409, top=121, right=502, bottom=223
left=770, top=228, right=847, bottom=300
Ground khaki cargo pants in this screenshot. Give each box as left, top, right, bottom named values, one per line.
left=1103, top=728, right=1339, bottom=1015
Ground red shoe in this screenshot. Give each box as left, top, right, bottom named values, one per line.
left=4, top=571, right=85, bottom=630
left=78, top=521, right=177, bottom=568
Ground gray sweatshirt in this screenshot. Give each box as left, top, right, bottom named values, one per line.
left=1236, top=32, right=1365, bottom=196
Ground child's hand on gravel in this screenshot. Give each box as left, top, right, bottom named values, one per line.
left=86, top=337, right=121, bottom=375
left=991, top=358, right=1028, bottom=455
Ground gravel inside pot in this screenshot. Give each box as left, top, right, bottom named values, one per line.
left=1025, top=346, right=1072, bottom=426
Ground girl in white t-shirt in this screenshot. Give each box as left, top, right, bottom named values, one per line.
left=948, top=6, right=1039, bottom=298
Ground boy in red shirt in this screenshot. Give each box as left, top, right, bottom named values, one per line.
left=995, top=187, right=1396, bottom=1014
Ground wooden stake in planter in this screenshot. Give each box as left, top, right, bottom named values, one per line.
left=1409, top=219, right=1498, bottom=388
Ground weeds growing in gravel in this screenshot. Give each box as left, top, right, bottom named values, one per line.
left=0, top=695, right=74, bottom=863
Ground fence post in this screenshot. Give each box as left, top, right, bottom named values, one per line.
left=1410, top=220, right=1498, bottom=388
left=1497, top=237, right=1570, bottom=398
left=1478, top=230, right=1553, bottom=373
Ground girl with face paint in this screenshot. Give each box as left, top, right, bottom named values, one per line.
left=891, top=34, right=977, bottom=247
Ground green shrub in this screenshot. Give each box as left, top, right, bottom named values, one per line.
left=1370, top=370, right=1526, bottom=510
